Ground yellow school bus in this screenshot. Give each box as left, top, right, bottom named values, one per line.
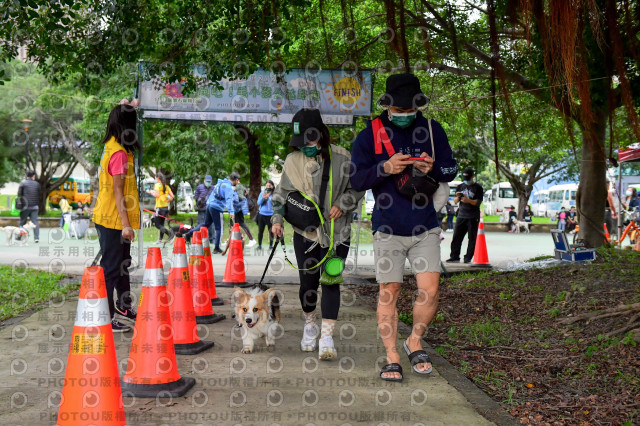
left=48, top=177, right=93, bottom=208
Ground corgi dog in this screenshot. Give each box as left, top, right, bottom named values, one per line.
left=233, top=285, right=280, bottom=354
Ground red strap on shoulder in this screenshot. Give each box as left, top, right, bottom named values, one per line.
left=372, top=118, right=395, bottom=157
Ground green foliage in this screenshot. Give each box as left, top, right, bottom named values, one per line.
left=498, top=292, right=512, bottom=300
left=621, top=332, right=638, bottom=347
left=398, top=311, right=413, bottom=325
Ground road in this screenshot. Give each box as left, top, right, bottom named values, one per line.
left=0, top=227, right=555, bottom=279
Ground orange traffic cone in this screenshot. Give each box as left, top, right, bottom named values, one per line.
left=189, top=230, right=225, bottom=324
left=58, top=266, right=126, bottom=425
left=200, top=227, right=224, bottom=305
left=472, top=220, right=491, bottom=267
left=167, top=237, right=215, bottom=355
left=121, top=247, right=195, bottom=397
left=220, top=223, right=249, bottom=287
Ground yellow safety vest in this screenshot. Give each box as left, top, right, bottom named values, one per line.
left=93, top=137, right=141, bottom=230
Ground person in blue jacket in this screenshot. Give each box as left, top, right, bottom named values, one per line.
left=185, top=172, right=236, bottom=253
left=256, top=180, right=275, bottom=251
left=350, top=73, right=458, bottom=382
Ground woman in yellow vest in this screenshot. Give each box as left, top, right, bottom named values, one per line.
left=58, top=195, right=72, bottom=228
left=146, top=172, right=174, bottom=244
left=92, top=101, right=141, bottom=333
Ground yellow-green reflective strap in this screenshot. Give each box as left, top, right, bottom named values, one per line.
left=285, top=148, right=335, bottom=272
left=284, top=218, right=335, bottom=271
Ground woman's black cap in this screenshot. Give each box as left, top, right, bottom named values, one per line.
left=289, top=108, right=327, bottom=148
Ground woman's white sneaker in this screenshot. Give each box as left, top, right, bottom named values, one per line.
left=301, top=324, right=319, bottom=351
left=318, top=336, right=337, bottom=360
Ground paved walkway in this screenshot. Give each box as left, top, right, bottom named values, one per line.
left=0, top=282, right=498, bottom=425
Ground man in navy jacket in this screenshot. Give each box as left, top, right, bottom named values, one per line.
left=350, top=73, right=458, bottom=381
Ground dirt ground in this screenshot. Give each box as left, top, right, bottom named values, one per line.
left=356, top=249, right=640, bottom=425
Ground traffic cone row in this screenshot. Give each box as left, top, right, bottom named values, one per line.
left=472, top=220, right=491, bottom=267
left=200, top=227, right=224, bottom=305
left=58, top=236, right=230, bottom=415
left=166, top=237, right=215, bottom=355
left=189, top=230, right=225, bottom=324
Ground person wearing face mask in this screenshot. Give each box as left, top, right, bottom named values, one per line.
left=185, top=171, right=236, bottom=253
left=256, top=180, right=276, bottom=251
left=447, top=167, right=483, bottom=262
left=271, top=108, right=363, bottom=361
left=194, top=175, right=216, bottom=243
left=350, top=73, right=458, bottom=382
left=624, top=187, right=638, bottom=211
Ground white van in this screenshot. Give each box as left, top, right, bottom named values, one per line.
left=483, top=189, right=493, bottom=216
left=176, top=182, right=194, bottom=212
left=531, top=189, right=549, bottom=217
left=448, top=181, right=462, bottom=205
left=364, top=190, right=375, bottom=214
left=547, top=183, right=577, bottom=218
left=488, top=182, right=518, bottom=215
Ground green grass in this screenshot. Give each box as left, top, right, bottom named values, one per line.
left=526, top=255, right=554, bottom=262
left=482, top=215, right=552, bottom=224
left=461, top=318, right=509, bottom=346
left=0, top=194, right=14, bottom=212
left=0, top=265, right=78, bottom=321
left=142, top=212, right=376, bottom=244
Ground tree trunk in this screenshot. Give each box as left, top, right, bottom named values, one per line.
left=235, top=125, right=261, bottom=218
left=518, top=190, right=531, bottom=221
left=577, top=112, right=608, bottom=248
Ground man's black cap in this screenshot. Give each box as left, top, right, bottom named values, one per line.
left=462, top=167, right=475, bottom=180
left=289, top=108, right=327, bottom=148
left=378, top=73, right=430, bottom=109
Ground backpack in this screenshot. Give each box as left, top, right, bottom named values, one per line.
left=196, top=186, right=213, bottom=211
left=213, top=183, right=225, bottom=201
left=246, top=195, right=257, bottom=211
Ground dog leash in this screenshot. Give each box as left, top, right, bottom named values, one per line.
left=280, top=218, right=335, bottom=271
left=257, top=237, right=281, bottom=287
left=142, top=208, right=189, bottom=227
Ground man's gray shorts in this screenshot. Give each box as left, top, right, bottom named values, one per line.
left=373, top=228, right=442, bottom=283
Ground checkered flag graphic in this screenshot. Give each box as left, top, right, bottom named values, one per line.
left=151, top=75, right=164, bottom=91
left=195, top=76, right=211, bottom=88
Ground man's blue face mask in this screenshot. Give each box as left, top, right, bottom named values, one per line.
left=205, top=182, right=212, bottom=187
left=463, top=180, right=472, bottom=185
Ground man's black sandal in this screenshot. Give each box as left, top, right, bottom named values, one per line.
left=379, top=363, right=403, bottom=382
left=403, top=340, right=433, bottom=375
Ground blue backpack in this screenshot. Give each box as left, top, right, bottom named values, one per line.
left=213, top=183, right=225, bottom=201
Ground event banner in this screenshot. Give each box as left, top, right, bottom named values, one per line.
left=138, top=63, right=373, bottom=125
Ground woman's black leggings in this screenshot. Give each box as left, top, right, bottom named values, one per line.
left=155, top=207, right=171, bottom=240
left=293, top=232, right=350, bottom=320
left=256, top=213, right=273, bottom=247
